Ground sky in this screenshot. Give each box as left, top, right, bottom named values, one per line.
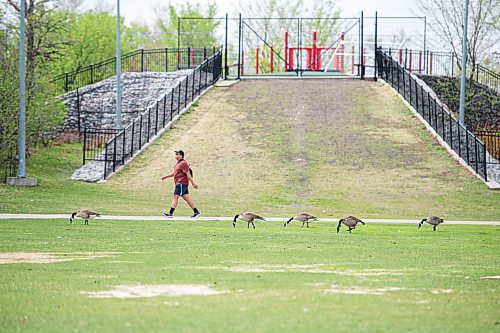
left=80, top=0, right=419, bottom=26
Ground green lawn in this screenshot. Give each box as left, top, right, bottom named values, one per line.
left=0, top=219, right=498, bottom=332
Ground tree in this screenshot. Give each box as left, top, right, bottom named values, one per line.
left=0, top=26, right=20, bottom=180
left=156, top=2, right=220, bottom=48
left=0, top=1, right=67, bottom=180
left=50, top=10, right=149, bottom=76
left=416, top=0, right=500, bottom=79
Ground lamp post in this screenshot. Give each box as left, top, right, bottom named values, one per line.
left=458, top=0, right=469, bottom=125
left=116, top=0, right=122, bottom=129
left=18, top=0, right=26, bottom=178
left=7, top=0, right=37, bottom=186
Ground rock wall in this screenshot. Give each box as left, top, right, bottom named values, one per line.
left=60, top=70, right=192, bottom=132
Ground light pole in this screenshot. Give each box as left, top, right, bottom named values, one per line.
left=18, top=0, right=26, bottom=178
left=459, top=0, right=469, bottom=125
left=8, top=0, right=37, bottom=186
left=116, top=0, right=122, bottom=129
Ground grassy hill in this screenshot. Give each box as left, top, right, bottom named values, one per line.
left=0, top=79, right=498, bottom=220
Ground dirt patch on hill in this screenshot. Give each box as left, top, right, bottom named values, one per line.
left=324, top=285, right=405, bottom=295
left=192, top=264, right=404, bottom=276
left=0, top=252, right=118, bottom=264
left=82, top=284, right=228, bottom=298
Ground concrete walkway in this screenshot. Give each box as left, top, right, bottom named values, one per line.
left=0, top=214, right=499, bottom=225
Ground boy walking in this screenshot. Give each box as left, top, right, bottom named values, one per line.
left=161, top=149, right=201, bottom=218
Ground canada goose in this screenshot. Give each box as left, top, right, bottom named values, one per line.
left=284, top=213, right=318, bottom=228
left=70, top=209, right=100, bottom=225
left=337, top=216, right=365, bottom=233
left=233, top=212, right=265, bottom=229
left=418, top=216, right=444, bottom=231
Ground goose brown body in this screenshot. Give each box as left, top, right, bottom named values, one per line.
left=418, top=216, right=444, bottom=231
left=233, top=212, right=265, bottom=229
left=337, top=216, right=365, bottom=233
left=284, top=213, right=318, bottom=228
left=70, top=210, right=100, bottom=225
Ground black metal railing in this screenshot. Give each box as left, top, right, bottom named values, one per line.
left=82, top=50, right=222, bottom=180
left=51, top=47, right=218, bottom=95
left=382, top=48, right=499, bottom=93
left=82, top=128, right=120, bottom=165
left=475, top=131, right=500, bottom=164
left=377, top=48, right=488, bottom=181
left=476, top=64, right=500, bottom=93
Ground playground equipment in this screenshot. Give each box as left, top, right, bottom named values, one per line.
left=285, top=31, right=345, bottom=72
left=242, top=31, right=365, bottom=75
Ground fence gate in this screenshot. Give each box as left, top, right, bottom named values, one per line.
left=239, top=17, right=361, bottom=77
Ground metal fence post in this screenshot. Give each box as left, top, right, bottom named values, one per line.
left=122, top=131, right=125, bottom=164
left=165, top=48, right=168, bottom=72
left=177, top=84, right=181, bottom=115
left=466, top=131, right=470, bottom=164
left=162, top=96, right=167, bottom=127
left=450, top=114, right=453, bottom=149
left=113, top=138, right=117, bottom=172
left=147, top=110, right=151, bottom=140
left=433, top=99, right=438, bottom=134
left=440, top=104, right=445, bottom=138
left=76, top=88, right=81, bottom=132
left=483, top=141, right=487, bottom=181
left=141, top=49, right=145, bottom=72
left=104, top=142, right=108, bottom=179
left=427, top=92, right=431, bottom=123
left=139, top=115, right=143, bottom=148
left=170, top=90, right=174, bottom=121
left=473, top=138, right=479, bottom=173
left=155, top=103, right=159, bottom=134
left=458, top=125, right=462, bottom=158
left=185, top=76, right=189, bottom=108
left=82, top=127, right=87, bottom=165
left=131, top=122, right=135, bottom=156
left=415, top=81, right=419, bottom=111
left=192, top=71, right=195, bottom=98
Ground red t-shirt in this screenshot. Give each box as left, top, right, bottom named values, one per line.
left=173, top=160, right=189, bottom=185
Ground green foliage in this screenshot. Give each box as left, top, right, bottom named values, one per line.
left=157, top=3, right=220, bottom=48
left=0, top=30, right=20, bottom=180
left=50, top=10, right=150, bottom=76
left=0, top=3, right=71, bottom=181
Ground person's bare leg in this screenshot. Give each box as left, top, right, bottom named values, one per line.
left=171, top=195, right=180, bottom=208
left=181, top=194, right=196, bottom=209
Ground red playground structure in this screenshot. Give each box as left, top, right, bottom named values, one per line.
left=284, top=31, right=345, bottom=72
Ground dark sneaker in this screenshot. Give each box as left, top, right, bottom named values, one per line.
left=163, top=212, right=174, bottom=218
left=191, top=211, right=201, bottom=218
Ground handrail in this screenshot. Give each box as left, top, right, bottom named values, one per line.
left=81, top=49, right=223, bottom=181
left=51, top=47, right=219, bottom=95
left=376, top=48, right=488, bottom=181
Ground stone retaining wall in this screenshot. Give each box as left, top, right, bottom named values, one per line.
left=59, top=71, right=192, bottom=132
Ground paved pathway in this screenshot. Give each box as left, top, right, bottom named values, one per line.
left=0, top=214, right=499, bottom=225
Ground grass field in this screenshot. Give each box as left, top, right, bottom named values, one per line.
left=0, top=79, right=499, bottom=332
left=0, top=218, right=498, bottom=332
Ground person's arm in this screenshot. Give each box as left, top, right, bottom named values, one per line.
left=161, top=171, right=174, bottom=181
left=187, top=172, right=198, bottom=189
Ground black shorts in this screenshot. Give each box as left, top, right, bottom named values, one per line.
left=174, top=184, right=189, bottom=196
